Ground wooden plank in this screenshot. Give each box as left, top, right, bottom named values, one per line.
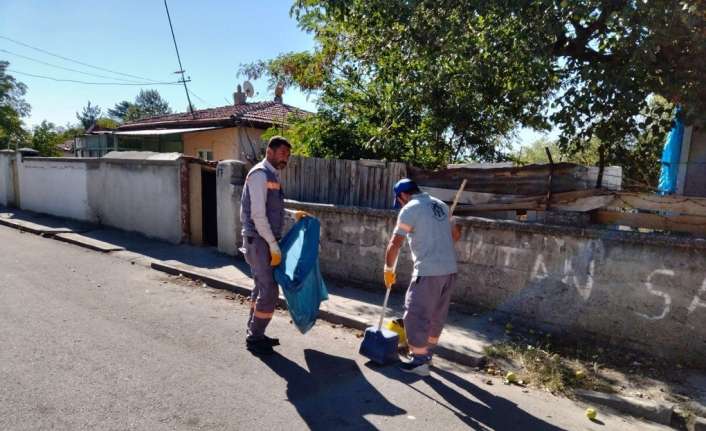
left=409, top=163, right=611, bottom=195
left=358, top=163, right=368, bottom=207
left=552, top=194, right=615, bottom=212
left=453, top=190, right=615, bottom=213
left=592, top=210, right=706, bottom=236
left=359, top=159, right=386, bottom=168
left=608, top=192, right=706, bottom=217
left=421, top=186, right=524, bottom=205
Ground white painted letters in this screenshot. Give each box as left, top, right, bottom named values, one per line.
left=562, top=258, right=595, bottom=300
left=635, top=269, right=674, bottom=320
left=688, top=278, right=706, bottom=315
left=531, top=254, right=549, bottom=280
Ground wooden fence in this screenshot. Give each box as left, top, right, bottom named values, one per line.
left=279, top=156, right=407, bottom=209
left=592, top=192, right=706, bottom=236
left=278, top=155, right=706, bottom=237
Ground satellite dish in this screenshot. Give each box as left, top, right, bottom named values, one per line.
left=243, top=81, right=255, bottom=98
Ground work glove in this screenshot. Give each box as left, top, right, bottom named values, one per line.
left=269, top=241, right=282, bottom=267
left=294, top=210, right=311, bottom=222
left=383, top=265, right=396, bottom=289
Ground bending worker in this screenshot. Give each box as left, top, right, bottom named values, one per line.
left=240, top=136, right=306, bottom=355
left=384, top=178, right=461, bottom=376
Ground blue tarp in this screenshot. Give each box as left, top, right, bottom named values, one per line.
left=274, top=217, right=328, bottom=334
left=658, top=110, right=684, bottom=195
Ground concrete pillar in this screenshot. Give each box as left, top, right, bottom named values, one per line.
left=216, top=160, right=247, bottom=256
left=188, top=163, right=203, bottom=246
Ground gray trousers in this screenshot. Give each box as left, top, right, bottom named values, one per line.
left=403, top=273, right=457, bottom=348
left=244, top=235, right=279, bottom=336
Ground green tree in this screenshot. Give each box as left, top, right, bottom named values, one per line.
left=108, top=90, right=172, bottom=122
left=134, top=89, right=171, bottom=118
left=76, top=101, right=102, bottom=129
left=243, top=1, right=704, bottom=168
left=514, top=96, right=673, bottom=189
left=107, top=100, right=133, bottom=121
left=30, top=120, right=62, bottom=157
left=0, top=61, right=30, bottom=149
left=95, top=117, right=118, bottom=129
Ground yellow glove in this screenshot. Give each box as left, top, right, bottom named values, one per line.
left=383, top=265, right=396, bottom=289
left=294, top=210, right=311, bottom=221
left=269, top=242, right=282, bottom=267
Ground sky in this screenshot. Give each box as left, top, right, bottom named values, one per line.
left=0, top=0, right=552, bottom=148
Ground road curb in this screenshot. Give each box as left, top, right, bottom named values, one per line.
left=150, top=261, right=486, bottom=368
left=53, top=233, right=125, bottom=252
left=0, top=217, right=71, bottom=235
left=574, top=389, right=674, bottom=426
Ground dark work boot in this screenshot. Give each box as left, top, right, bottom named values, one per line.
left=246, top=336, right=274, bottom=355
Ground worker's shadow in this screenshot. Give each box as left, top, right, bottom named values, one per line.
left=259, top=349, right=406, bottom=430
left=373, top=365, right=567, bottom=431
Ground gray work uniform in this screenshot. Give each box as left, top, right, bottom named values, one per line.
left=240, top=160, right=285, bottom=328
left=393, top=193, right=458, bottom=348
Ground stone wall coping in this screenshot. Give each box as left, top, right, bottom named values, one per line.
left=285, top=200, right=706, bottom=251
left=23, top=157, right=180, bottom=167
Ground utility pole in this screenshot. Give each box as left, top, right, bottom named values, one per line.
left=164, top=0, right=195, bottom=119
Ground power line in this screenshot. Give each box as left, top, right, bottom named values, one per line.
left=0, top=34, right=164, bottom=83
left=187, top=89, right=210, bottom=106
left=8, top=69, right=186, bottom=86
left=0, top=48, right=144, bottom=83
left=163, top=0, right=195, bottom=118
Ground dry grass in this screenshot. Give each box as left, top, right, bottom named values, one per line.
left=484, top=341, right=616, bottom=395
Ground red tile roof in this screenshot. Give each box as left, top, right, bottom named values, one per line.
left=119, top=101, right=310, bottom=130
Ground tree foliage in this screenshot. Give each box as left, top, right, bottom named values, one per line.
left=76, top=101, right=102, bottom=129
left=30, top=120, right=62, bottom=157
left=0, top=61, right=30, bottom=149
left=514, top=96, right=674, bottom=189
left=243, top=0, right=705, bottom=168
left=109, top=89, right=172, bottom=122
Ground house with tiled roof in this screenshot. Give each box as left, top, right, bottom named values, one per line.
left=77, top=87, right=310, bottom=161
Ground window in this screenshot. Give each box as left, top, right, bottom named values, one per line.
left=197, top=149, right=214, bottom=161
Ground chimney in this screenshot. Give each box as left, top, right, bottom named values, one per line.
left=234, top=84, right=246, bottom=105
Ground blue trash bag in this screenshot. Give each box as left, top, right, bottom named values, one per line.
left=274, top=216, right=328, bottom=334
left=658, top=109, right=684, bottom=195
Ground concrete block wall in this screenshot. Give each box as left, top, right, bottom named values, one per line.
left=87, top=159, right=183, bottom=243
left=17, top=158, right=96, bottom=222
left=280, top=201, right=706, bottom=366
left=0, top=153, right=184, bottom=243
left=0, top=150, right=15, bottom=207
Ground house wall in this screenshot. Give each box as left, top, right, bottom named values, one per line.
left=183, top=128, right=238, bottom=161
left=17, top=158, right=95, bottom=222
left=234, top=127, right=266, bottom=164
left=683, top=126, right=706, bottom=197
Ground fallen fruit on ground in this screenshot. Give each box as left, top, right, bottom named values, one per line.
left=586, top=408, right=597, bottom=420
left=505, top=371, right=518, bottom=383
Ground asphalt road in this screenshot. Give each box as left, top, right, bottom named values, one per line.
left=0, top=225, right=671, bottom=431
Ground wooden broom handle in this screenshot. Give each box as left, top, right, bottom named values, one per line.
left=449, top=179, right=467, bottom=216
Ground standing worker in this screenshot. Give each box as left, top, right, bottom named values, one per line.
left=384, top=179, right=461, bottom=376
left=240, top=136, right=306, bottom=355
